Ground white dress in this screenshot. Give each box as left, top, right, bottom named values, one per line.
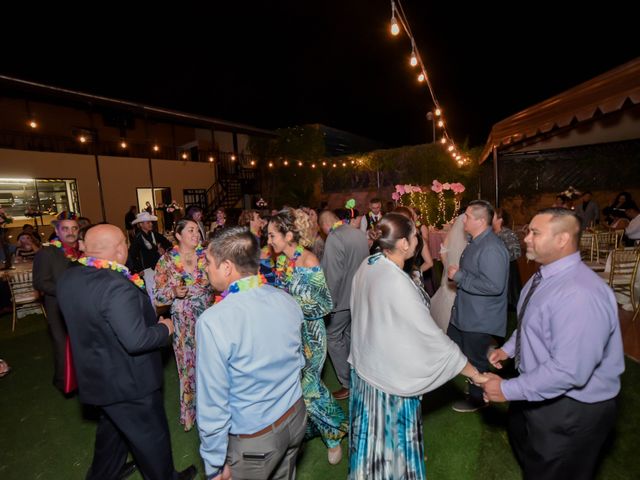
left=430, top=215, right=468, bottom=332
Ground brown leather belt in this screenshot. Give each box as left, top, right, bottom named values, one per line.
left=236, top=397, right=303, bottom=439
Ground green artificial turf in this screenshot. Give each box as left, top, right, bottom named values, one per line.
left=1, top=314, right=638, bottom=479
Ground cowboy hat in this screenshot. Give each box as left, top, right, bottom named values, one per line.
left=131, top=211, right=158, bottom=224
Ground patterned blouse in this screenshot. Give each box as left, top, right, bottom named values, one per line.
left=497, top=227, right=522, bottom=262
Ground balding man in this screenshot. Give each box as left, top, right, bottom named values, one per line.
left=483, top=208, right=624, bottom=480
left=319, top=210, right=369, bottom=399
left=58, top=225, right=196, bottom=480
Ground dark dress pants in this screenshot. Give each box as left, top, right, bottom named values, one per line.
left=508, top=396, right=616, bottom=480
left=44, top=297, right=67, bottom=391
left=88, top=389, right=176, bottom=480
left=447, top=323, right=494, bottom=404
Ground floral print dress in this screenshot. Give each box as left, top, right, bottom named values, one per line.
left=281, top=265, right=348, bottom=448
left=154, top=246, right=214, bottom=431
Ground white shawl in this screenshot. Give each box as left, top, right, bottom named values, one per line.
left=349, top=254, right=467, bottom=397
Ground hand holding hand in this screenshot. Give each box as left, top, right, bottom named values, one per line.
left=481, top=372, right=507, bottom=403
left=488, top=347, right=509, bottom=370
left=447, top=265, right=459, bottom=281
left=470, top=371, right=490, bottom=386
left=158, top=316, right=174, bottom=336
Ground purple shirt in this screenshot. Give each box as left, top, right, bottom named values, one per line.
left=501, top=252, right=624, bottom=403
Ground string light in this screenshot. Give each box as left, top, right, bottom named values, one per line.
left=283, top=160, right=289, bottom=166
left=390, top=1, right=400, bottom=36
left=181, top=152, right=188, bottom=159
left=208, top=156, right=214, bottom=162
left=28, top=120, right=38, bottom=129
left=387, top=0, right=468, bottom=167
left=268, top=161, right=273, bottom=168
left=79, top=135, right=87, bottom=143
left=230, top=154, right=236, bottom=161
left=250, top=160, right=256, bottom=166
left=153, top=145, right=159, bottom=152
left=120, top=140, right=127, bottom=148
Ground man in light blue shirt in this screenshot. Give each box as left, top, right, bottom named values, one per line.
left=483, top=208, right=624, bottom=480
left=196, top=226, right=306, bottom=480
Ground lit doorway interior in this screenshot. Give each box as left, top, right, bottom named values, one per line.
left=136, top=187, right=171, bottom=231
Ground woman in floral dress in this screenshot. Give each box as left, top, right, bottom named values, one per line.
left=154, top=219, right=214, bottom=431
left=267, top=208, right=348, bottom=465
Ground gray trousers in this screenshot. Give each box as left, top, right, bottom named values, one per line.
left=227, top=398, right=307, bottom=480
left=326, top=309, right=351, bottom=388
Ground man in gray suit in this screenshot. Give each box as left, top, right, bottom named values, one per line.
left=319, top=210, right=370, bottom=400
left=447, top=200, right=509, bottom=412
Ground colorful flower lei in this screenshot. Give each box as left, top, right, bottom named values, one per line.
left=77, top=256, right=145, bottom=290
left=168, top=245, right=206, bottom=286
left=49, top=238, right=82, bottom=261
left=330, top=219, right=348, bottom=233
left=274, top=244, right=304, bottom=289
left=216, top=274, right=267, bottom=303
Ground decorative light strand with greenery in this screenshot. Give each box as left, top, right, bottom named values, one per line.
left=392, top=180, right=465, bottom=228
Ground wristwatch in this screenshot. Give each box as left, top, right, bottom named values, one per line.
left=206, top=467, right=222, bottom=479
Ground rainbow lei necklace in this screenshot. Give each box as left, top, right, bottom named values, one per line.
left=77, top=256, right=145, bottom=290
left=217, top=274, right=267, bottom=303
left=50, top=238, right=82, bottom=261
left=168, top=245, right=205, bottom=286
left=330, top=220, right=347, bottom=233
left=274, top=244, right=304, bottom=288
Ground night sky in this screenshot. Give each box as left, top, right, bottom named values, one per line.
left=2, top=1, right=637, bottom=148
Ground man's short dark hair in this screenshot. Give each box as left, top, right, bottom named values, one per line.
left=467, top=200, right=494, bottom=225
left=207, top=226, right=259, bottom=276
left=370, top=197, right=382, bottom=205
left=536, top=207, right=582, bottom=245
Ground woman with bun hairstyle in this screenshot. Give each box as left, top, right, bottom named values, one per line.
left=349, top=213, right=488, bottom=478
left=267, top=208, right=348, bottom=465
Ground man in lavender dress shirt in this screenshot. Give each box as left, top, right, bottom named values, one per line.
left=483, top=208, right=624, bottom=480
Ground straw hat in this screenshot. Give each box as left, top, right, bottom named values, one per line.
left=131, top=211, right=158, bottom=224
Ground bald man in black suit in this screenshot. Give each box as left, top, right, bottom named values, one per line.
left=58, top=224, right=196, bottom=480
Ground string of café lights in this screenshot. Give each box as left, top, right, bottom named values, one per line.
left=389, top=0, right=470, bottom=167
left=24, top=4, right=470, bottom=171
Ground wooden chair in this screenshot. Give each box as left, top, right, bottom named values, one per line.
left=7, top=270, right=45, bottom=331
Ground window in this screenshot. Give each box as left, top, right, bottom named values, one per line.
left=0, top=178, right=80, bottom=224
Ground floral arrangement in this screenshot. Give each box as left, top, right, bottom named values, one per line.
left=392, top=180, right=465, bottom=228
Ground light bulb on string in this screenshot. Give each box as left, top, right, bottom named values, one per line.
left=268, top=161, right=273, bottom=168
left=409, top=43, right=418, bottom=67
left=437, top=120, right=444, bottom=128
left=28, top=120, right=38, bottom=129
left=283, top=160, right=289, bottom=166
left=297, top=161, right=303, bottom=167
left=440, top=137, right=447, bottom=144
left=448, top=145, right=454, bottom=152
left=418, top=72, right=425, bottom=82
left=435, top=108, right=441, bottom=116
left=390, top=1, right=400, bottom=35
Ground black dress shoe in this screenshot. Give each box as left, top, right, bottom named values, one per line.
left=177, top=465, right=197, bottom=480
left=117, top=461, right=137, bottom=479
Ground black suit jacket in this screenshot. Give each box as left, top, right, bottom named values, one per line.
left=57, top=264, right=170, bottom=405
left=33, top=246, right=72, bottom=322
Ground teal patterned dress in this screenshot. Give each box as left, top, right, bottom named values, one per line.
left=281, top=265, right=348, bottom=448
